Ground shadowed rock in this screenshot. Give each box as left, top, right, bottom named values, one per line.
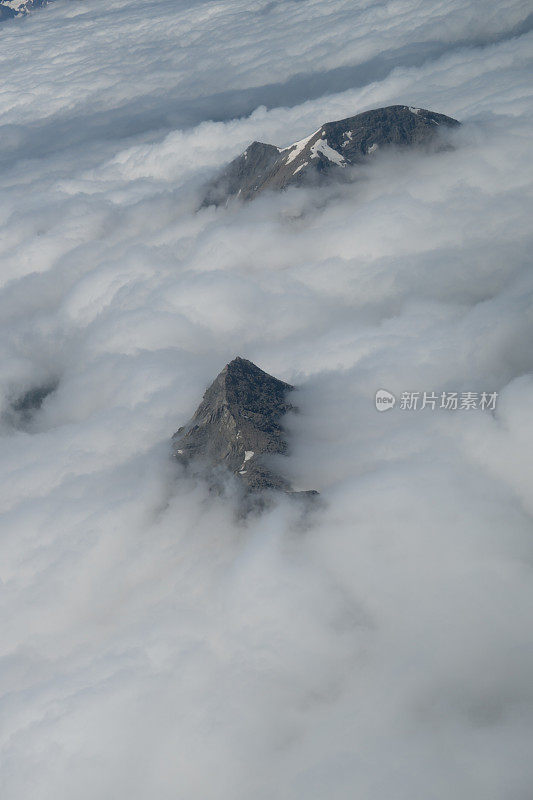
left=0, top=0, right=47, bottom=22
left=0, top=4, right=16, bottom=20
left=203, top=141, right=281, bottom=207
left=7, top=380, right=57, bottom=428
left=172, top=357, right=317, bottom=498
left=203, top=105, right=460, bottom=205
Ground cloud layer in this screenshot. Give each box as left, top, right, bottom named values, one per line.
left=1, top=1, right=533, bottom=798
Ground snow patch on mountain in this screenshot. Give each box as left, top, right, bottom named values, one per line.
left=310, top=138, right=347, bottom=166
left=284, top=131, right=318, bottom=164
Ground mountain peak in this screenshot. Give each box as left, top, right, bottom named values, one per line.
left=172, top=358, right=315, bottom=499
left=203, top=104, right=460, bottom=205
left=0, top=0, right=47, bottom=22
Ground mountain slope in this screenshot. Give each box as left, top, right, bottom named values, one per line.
left=172, top=357, right=316, bottom=497
left=0, top=0, right=46, bottom=22
left=203, top=105, right=460, bottom=205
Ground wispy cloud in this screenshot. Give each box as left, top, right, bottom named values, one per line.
left=0, top=1, right=532, bottom=798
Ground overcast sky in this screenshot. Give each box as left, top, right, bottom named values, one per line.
left=1, top=1, right=533, bottom=798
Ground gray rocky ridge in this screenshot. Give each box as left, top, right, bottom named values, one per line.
left=172, top=357, right=316, bottom=498
left=0, top=0, right=47, bottom=21
left=203, top=105, right=460, bottom=205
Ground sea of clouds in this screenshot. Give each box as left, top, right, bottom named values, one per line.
left=1, top=0, right=533, bottom=798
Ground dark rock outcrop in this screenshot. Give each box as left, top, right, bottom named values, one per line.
left=6, top=380, right=57, bottom=429
left=203, top=105, right=460, bottom=205
left=172, top=357, right=316, bottom=498
left=203, top=141, right=281, bottom=207
left=0, top=0, right=47, bottom=23
left=0, top=4, right=16, bottom=20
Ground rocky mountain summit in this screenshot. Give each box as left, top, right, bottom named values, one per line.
left=0, top=0, right=46, bottom=21
left=203, top=105, right=460, bottom=205
left=172, top=357, right=316, bottom=499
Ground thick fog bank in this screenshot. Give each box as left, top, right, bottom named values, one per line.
left=1, top=1, right=533, bottom=798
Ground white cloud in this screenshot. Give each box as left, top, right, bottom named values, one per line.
left=0, top=1, right=533, bottom=798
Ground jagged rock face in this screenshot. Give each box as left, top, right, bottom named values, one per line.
left=202, top=141, right=282, bottom=207
left=203, top=105, right=460, bottom=205
left=172, top=357, right=313, bottom=496
left=0, top=0, right=46, bottom=22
